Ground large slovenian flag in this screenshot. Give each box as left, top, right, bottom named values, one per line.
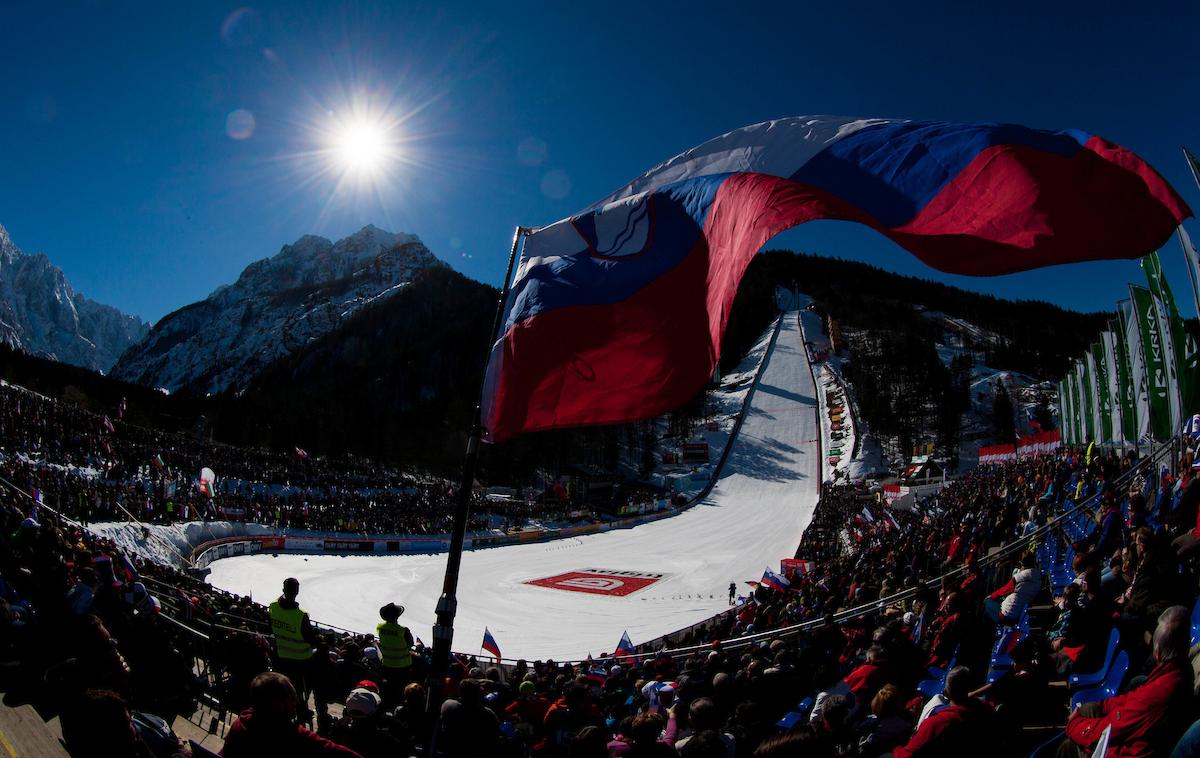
left=482, top=117, right=1189, bottom=442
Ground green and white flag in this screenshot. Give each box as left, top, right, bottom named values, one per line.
left=1130, top=285, right=1174, bottom=439
left=1085, top=348, right=1104, bottom=442
left=1144, top=250, right=1198, bottom=420
left=1119, top=299, right=1152, bottom=441
left=1090, top=342, right=1113, bottom=442
left=1110, top=318, right=1135, bottom=443
left=1180, top=226, right=1200, bottom=321
left=1062, top=373, right=1075, bottom=445
left=1080, top=362, right=1089, bottom=443
left=1099, top=331, right=1122, bottom=443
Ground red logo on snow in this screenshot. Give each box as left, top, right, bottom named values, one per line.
left=525, top=568, right=665, bottom=596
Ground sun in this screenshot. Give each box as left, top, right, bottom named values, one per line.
left=333, top=119, right=390, bottom=173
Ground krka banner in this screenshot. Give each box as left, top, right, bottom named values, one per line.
left=481, top=117, right=1190, bottom=442
left=1090, top=342, right=1112, bottom=442
left=1078, top=359, right=1094, bottom=442
left=1120, top=299, right=1153, bottom=441
left=1109, top=319, right=1136, bottom=441
left=1100, top=331, right=1123, bottom=443
left=1085, top=349, right=1103, bottom=442
left=1144, top=251, right=1198, bottom=421
left=1065, top=376, right=1075, bottom=443
left=1130, top=285, right=1175, bottom=439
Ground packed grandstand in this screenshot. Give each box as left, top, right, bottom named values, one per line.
left=3, top=360, right=1200, bottom=757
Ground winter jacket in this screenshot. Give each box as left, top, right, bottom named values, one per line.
left=220, top=710, right=363, bottom=757
left=988, top=567, right=1041, bottom=620
left=892, top=699, right=996, bottom=758
left=1064, top=659, right=1192, bottom=758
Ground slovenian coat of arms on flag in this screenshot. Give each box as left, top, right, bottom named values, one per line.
left=481, top=117, right=1189, bottom=443
left=761, top=568, right=791, bottom=592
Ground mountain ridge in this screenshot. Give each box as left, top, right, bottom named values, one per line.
left=0, top=224, right=149, bottom=372
left=110, top=224, right=446, bottom=394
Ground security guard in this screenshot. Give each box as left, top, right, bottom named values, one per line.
left=268, top=577, right=317, bottom=713
left=376, top=602, right=413, bottom=704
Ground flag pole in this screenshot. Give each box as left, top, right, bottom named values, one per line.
left=427, top=225, right=528, bottom=716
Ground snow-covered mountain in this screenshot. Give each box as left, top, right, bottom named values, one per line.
left=0, top=224, right=149, bottom=372
left=111, top=225, right=446, bottom=394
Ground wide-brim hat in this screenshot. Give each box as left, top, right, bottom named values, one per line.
left=379, top=602, right=405, bottom=619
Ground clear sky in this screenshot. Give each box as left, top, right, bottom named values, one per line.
left=1, top=1, right=1197, bottom=323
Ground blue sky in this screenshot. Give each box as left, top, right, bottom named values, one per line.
left=1, top=1, right=1197, bottom=322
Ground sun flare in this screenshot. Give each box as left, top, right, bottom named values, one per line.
left=333, top=118, right=391, bottom=173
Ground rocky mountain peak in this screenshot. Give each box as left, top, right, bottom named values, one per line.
left=111, top=225, right=444, bottom=394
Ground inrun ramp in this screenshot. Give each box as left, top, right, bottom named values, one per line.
left=207, top=310, right=821, bottom=660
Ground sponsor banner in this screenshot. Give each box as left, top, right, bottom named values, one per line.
left=259, top=536, right=285, bottom=551
left=781, top=558, right=814, bottom=577
left=978, top=429, right=1061, bottom=464
left=321, top=539, right=375, bottom=552
left=1131, top=285, right=1172, bottom=438
left=525, top=568, right=666, bottom=596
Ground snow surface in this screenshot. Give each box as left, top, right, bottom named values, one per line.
left=206, top=308, right=821, bottom=660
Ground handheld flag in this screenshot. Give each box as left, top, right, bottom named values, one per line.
left=761, top=568, right=791, bottom=592
left=482, top=117, right=1188, bottom=442
left=481, top=627, right=501, bottom=659
left=614, top=631, right=636, bottom=658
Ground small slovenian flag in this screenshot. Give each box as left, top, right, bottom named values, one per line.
left=102, top=415, right=115, bottom=433
left=883, top=511, right=901, bottom=531
left=761, top=568, right=791, bottom=592
left=294, top=446, right=309, bottom=460
left=481, top=627, right=502, bottom=659
left=614, top=630, right=636, bottom=658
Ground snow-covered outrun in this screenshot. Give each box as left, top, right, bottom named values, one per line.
left=207, top=306, right=822, bottom=660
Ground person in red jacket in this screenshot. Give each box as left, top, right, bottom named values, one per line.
left=220, top=672, right=362, bottom=757
left=893, top=666, right=998, bottom=758
left=842, top=645, right=895, bottom=705
left=1058, top=605, right=1193, bottom=758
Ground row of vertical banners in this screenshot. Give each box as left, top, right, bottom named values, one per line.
left=1059, top=246, right=1200, bottom=446
left=978, top=429, right=1063, bottom=464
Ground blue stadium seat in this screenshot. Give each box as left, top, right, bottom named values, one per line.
left=775, top=710, right=806, bottom=729
left=1190, top=598, right=1200, bottom=648
left=1070, top=649, right=1129, bottom=710
left=1068, top=628, right=1119, bottom=690
left=918, top=651, right=957, bottom=698
left=1027, top=730, right=1066, bottom=758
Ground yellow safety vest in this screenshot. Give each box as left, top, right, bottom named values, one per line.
left=269, top=602, right=313, bottom=661
left=376, top=621, right=412, bottom=669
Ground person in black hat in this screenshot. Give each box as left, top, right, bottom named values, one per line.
left=376, top=602, right=413, bottom=706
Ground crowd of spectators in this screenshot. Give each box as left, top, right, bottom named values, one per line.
left=0, top=381, right=602, bottom=536
left=4, top=373, right=1200, bottom=756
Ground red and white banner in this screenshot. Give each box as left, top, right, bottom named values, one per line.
left=978, top=429, right=1061, bottom=465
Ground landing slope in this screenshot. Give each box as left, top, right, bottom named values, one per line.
left=207, top=310, right=821, bottom=660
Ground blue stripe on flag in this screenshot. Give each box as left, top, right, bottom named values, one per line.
left=793, top=121, right=1089, bottom=227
